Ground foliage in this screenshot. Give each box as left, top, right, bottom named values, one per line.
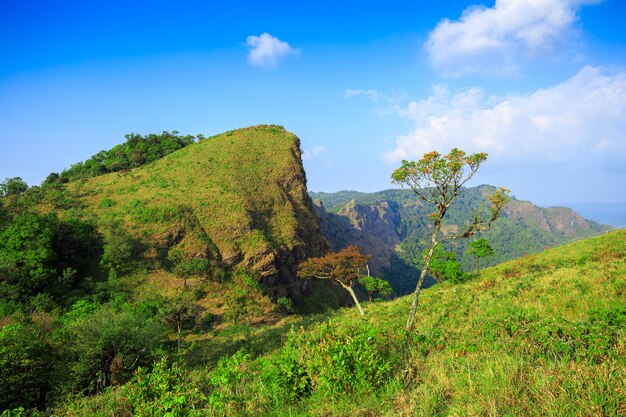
left=466, top=238, right=495, bottom=274
left=157, top=294, right=200, bottom=351
left=168, top=248, right=212, bottom=286
left=121, top=357, right=207, bottom=416
left=0, top=177, right=29, bottom=197
left=305, top=321, right=395, bottom=395
left=0, top=323, right=56, bottom=411
left=57, top=302, right=165, bottom=395
left=391, top=148, right=509, bottom=332
left=277, top=296, right=294, bottom=312
left=422, top=244, right=467, bottom=284
left=358, top=275, right=392, bottom=301
left=98, top=221, right=146, bottom=278
left=298, top=246, right=370, bottom=316
left=45, top=131, right=196, bottom=184
left=0, top=211, right=102, bottom=308
left=223, top=286, right=255, bottom=325
left=208, top=350, right=252, bottom=413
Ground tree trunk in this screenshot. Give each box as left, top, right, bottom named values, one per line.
left=339, top=281, right=365, bottom=316
left=476, top=257, right=480, bottom=274
left=406, top=223, right=441, bottom=333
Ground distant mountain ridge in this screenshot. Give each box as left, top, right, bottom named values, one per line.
left=310, top=187, right=611, bottom=294
left=551, top=201, right=626, bottom=228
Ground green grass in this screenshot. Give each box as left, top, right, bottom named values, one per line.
left=56, top=229, right=626, bottom=416
left=55, top=125, right=326, bottom=322
left=73, top=125, right=315, bottom=259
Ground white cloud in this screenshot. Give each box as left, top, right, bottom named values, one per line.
left=426, top=0, right=601, bottom=76
left=345, top=89, right=382, bottom=102
left=383, top=66, right=626, bottom=169
left=245, top=33, right=300, bottom=68
left=302, top=145, right=327, bottom=161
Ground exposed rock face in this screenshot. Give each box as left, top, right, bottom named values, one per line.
left=314, top=200, right=400, bottom=278
left=502, top=200, right=603, bottom=235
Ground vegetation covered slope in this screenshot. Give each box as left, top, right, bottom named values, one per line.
left=68, top=125, right=326, bottom=297
left=57, top=229, right=625, bottom=416
left=1, top=125, right=334, bottom=413
left=311, top=187, right=611, bottom=294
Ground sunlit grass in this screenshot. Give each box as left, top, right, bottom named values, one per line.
left=56, top=230, right=625, bottom=416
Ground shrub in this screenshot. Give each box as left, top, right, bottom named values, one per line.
left=208, top=350, right=252, bottom=413
left=277, top=296, right=294, bottom=313
left=269, top=322, right=398, bottom=399
left=56, top=303, right=165, bottom=395
left=121, top=357, right=207, bottom=416
left=0, top=323, right=56, bottom=411
left=99, top=199, right=116, bottom=208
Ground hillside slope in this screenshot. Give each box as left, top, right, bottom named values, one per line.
left=311, top=187, right=611, bottom=294
left=69, top=125, right=326, bottom=299
left=58, top=228, right=626, bottom=416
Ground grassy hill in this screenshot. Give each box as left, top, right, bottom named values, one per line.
left=58, top=229, right=626, bottom=416
left=44, top=125, right=326, bottom=305
left=0, top=126, right=334, bottom=413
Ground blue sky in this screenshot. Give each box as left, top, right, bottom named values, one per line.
left=1, top=0, right=625, bottom=204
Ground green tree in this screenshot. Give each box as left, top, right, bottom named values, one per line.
left=0, top=212, right=102, bottom=307
left=0, top=323, right=56, bottom=411
left=48, top=131, right=196, bottom=184
left=298, top=246, right=370, bottom=316
left=466, top=238, right=495, bottom=274
left=0, top=177, right=28, bottom=197
left=358, top=275, right=392, bottom=301
left=158, top=294, right=199, bottom=352
left=0, top=212, right=57, bottom=301
left=391, top=149, right=509, bottom=332
left=422, top=244, right=467, bottom=284
left=58, top=302, right=164, bottom=394
left=167, top=247, right=211, bottom=288
left=100, top=222, right=140, bottom=275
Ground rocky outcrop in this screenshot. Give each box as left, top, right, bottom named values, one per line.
left=315, top=200, right=400, bottom=277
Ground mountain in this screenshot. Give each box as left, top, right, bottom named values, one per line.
left=553, top=201, right=626, bottom=228
left=71, top=125, right=327, bottom=299
left=0, top=125, right=327, bottom=313
left=310, top=186, right=612, bottom=294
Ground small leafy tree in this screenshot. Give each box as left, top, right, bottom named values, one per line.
left=466, top=238, right=494, bottom=274
left=167, top=248, right=211, bottom=288
left=422, top=244, right=467, bottom=284
left=358, top=275, right=392, bottom=301
left=392, top=148, right=509, bottom=332
left=298, top=246, right=370, bottom=316
left=158, top=295, right=199, bottom=352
